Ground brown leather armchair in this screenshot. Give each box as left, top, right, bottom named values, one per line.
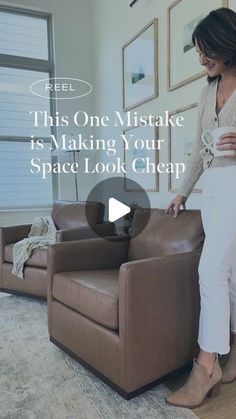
left=47, top=208, right=204, bottom=399
left=0, top=200, right=115, bottom=299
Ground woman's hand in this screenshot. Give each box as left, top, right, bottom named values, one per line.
left=216, top=132, right=236, bottom=158
left=165, top=194, right=187, bottom=218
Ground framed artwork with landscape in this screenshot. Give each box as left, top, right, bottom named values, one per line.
left=122, top=18, right=158, bottom=111
left=168, top=103, right=202, bottom=193
left=167, top=0, right=228, bottom=91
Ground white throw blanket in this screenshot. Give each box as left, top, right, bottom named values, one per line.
left=12, top=216, right=57, bottom=279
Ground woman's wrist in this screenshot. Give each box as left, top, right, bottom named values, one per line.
left=177, top=194, right=188, bottom=201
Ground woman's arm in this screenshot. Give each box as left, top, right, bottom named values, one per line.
left=177, top=88, right=206, bottom=198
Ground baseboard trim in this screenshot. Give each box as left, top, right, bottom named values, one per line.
left=50, top=336, right=192, bottom=400
left=0, top=287, right=46, bottom=301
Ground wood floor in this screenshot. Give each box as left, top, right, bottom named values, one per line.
left=163, top=356, right=236, bottom=419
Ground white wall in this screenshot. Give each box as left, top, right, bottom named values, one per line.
left=0, top=0, right=97, bottom=225
left=91, top=0, right=208, bottom=210
left=2, top=0, right=232, bottom=225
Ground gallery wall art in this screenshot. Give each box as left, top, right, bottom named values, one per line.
left=123, top=123, right=159, bottom=192
left=122, top=18, right=158, bottom=111
left=167, top=0, right=227, bottom=91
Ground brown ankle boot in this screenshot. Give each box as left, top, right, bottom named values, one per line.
left=222, top=344, right=236, bottom=384
left=166, top=356, right=222, bottom=409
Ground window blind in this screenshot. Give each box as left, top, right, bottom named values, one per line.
left=0, top=10, right=48, bottom=60
left=0, top=141, right=52, bottom=208
left=0, top=8, right=53, bottom=210
left=0, top=67, right=51, bottom=138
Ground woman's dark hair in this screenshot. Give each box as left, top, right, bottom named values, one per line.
left=192, top=8, right=236, bottom=84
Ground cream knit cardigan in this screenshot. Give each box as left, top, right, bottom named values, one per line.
left=178, top=80, right=236, bottom=198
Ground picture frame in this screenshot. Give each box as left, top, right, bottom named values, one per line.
left=123, top=123, right=159, bottom=192
left=168, top=103, right=202, bottom=193
left=122, top=18, right=158, bottom=111
left=167, top=0, right=228, bottom=91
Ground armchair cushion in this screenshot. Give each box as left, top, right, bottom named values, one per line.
left=52, top=269, right=119, bottom=330
left=128, top=209, right=204, bottom=261
left=56, top=222, right=115, bottom=242
left=51, top=200, right=104, bottom=230
left=4, top=244, right=47, bottom=268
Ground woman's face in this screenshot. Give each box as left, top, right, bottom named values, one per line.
left=195, top=42, right=226, bottom=77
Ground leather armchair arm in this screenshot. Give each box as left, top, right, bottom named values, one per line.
left=48, top=234, right=129, bottom=277
left=118, top=248, right=202, bottom=391
left=0, top=224, right=32, bottom=264
left=56, top=222, right=115, bottom=242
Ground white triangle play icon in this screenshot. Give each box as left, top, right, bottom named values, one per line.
left=108, top=198, right=131, bottom=222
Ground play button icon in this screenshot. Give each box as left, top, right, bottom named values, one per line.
left=108, top=198, right=131, bottom=222
left=86, top=176, right=151, bottom=240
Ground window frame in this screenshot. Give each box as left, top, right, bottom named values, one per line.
left=0, top=5, right=57, bottom=210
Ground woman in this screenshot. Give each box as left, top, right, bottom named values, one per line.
left=165, top=8, right=236, bottom=409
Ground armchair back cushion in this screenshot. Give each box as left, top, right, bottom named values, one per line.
left=51, top=201, right=104, bottom=230
left=128, top=208, right=204, bottom=261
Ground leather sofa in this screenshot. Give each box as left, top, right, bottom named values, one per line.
left=47, top=208, right=204, bottom=399
left=0, top=200, right=115, bottom=299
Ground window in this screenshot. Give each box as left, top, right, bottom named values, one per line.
left=0, top=10, right=49, bottom=59
left=0, top=7, right=54, bottom=209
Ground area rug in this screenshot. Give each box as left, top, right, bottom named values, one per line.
left=0, top=295, right=199, bottom=419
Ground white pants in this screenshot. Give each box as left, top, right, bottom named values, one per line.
left=198, top=165, right=236, bottom=355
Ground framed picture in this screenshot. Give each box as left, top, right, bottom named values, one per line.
left=168, top=103, right=202, bottom=193
left=122, top=19, right=158, bottom=111
left=167, top=0, right=227, bottom=91
left=123, top=123, right=159, bottom=192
